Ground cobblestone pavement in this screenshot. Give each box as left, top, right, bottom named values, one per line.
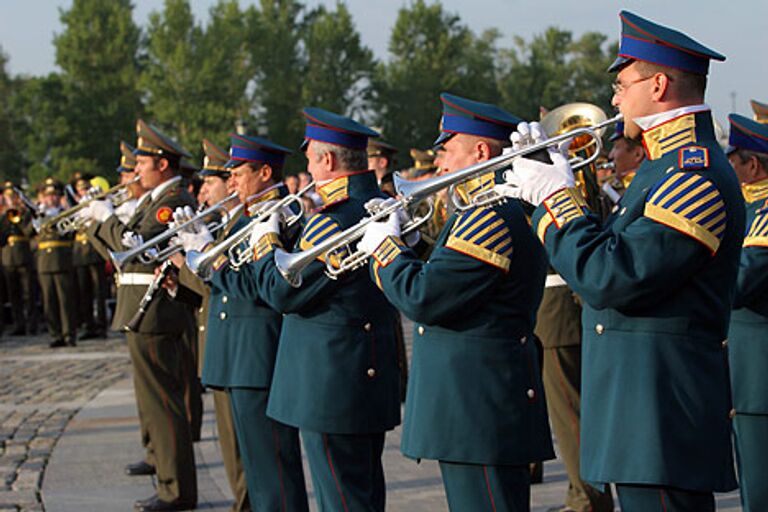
left=0, top=333, right=130, bottom=511
left=0, top=326, right=746, bottom=511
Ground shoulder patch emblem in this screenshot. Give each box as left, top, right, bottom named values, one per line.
left=644, top=172, right=726, bottom=253
left=445, top=207, right=513, bottom=271
left=156, top=206, right=173, bottom=224
left=299, top=213, right=347, bottom=268
left=678, top=146, right=709, bottom=170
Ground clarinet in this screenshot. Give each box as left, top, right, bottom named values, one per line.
left=123, top=260, right=175, bottom=333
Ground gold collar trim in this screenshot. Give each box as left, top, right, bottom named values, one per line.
left=641, top=113, right=698, bottom=160
left=742, top=178, right=768, bottom=203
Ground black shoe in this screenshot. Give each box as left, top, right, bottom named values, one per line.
left=65, top=336, right=77, bottom=347
left=49, top=339, right=66, bottom=348
left=125, top=460, right=156, bottom=476
left=134, top=495, right=196, bottom=511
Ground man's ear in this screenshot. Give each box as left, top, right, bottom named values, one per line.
left=259, top=164, right=274, bottom=183
left=651, top=72, right=671, bottom=102
left=323, top=150, right=335, bottom=171
left=476, top=140, right=492, bottom=162
left=156, top=157, right=170, bottom=173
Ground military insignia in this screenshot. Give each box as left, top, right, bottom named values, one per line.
left=445, top=207, right=513, bottom=271
left=372, top=236, right=406, bottom=268
left=155, top=206, right=173, bottom=224
left=642, top=114, right=697, bottom=160
left=454, top=171, right=495, bottom=205
left=537, top=187, right=588, bottom=242
left=316, top=176, right=350, bottom=209
left=645, top=172, right=726, bottom=253
left=744, top=206, right=768, bottom=247
left=678, top=146, right=709, bottom=170
left=252, top=232, right=282, bottom=261
left=211, top=254, right=229, bottom=271
left=299, top=213, right=347, bottom=267
left=741, top=178, right=768, bottom=203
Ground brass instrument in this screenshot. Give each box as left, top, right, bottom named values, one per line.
left=5, top=187, right=44, bottom=228
left=109, top=192, right=239, bottom=272
left=185, top=182, right=314, bottom=280
left=39, top=176, right=140, bottom=234
left=540, top=103, right=611, bottom=214
left=275, top=113, right=622, bottom=287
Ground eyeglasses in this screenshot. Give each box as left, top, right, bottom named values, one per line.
left=611, top=75, right=654, bottom=95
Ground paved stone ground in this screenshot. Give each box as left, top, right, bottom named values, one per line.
left=0, top=328, right=746, bottom=511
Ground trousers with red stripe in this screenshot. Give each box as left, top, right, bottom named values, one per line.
left=439, top=462, right=530, bottom=512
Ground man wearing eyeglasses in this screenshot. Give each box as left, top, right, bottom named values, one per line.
left=496, top=11, right=743, bottom=512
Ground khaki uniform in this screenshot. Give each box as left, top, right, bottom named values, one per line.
left=36, top=214, right=77, bottom=344
left=0, top=210, right=38, bottom=334
left=73, top=230, right=108, bottom=335
left=88, top=179, right=198, bottom=504
left=175, top=209, right=250, bottom=511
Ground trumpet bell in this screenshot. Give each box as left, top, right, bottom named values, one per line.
left=6, top=209, right=22, bottom=224
left=274, top=248, right=304, bottom=288
left=540, top=102, right=608, bottom=152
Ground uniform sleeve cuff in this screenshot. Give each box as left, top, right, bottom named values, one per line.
left=535, top=187, right=588, bottom=242
left=253, top=232, right=283, bottom=261
left=372, top=236, right=407, bottom=268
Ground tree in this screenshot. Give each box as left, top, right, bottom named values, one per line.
left=140, top=0, right=202, bottom=154
left=301, top=3, right=375, bottom=117
left=0, top=46, right=20, bottom=182
left=54, top=0, right=141, bottom=178
left=497, top=28, right=617, bottom=121
left=372, top=0, right=500, bottom=152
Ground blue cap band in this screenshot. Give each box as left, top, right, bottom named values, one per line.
left=730, top=127, right=768, bottom=154
left=619, top=35, right=709, bottom=75
left=441, top=114, right=513, bottom=141
left=227, top=145, right=286, bottom=167
left=305, top=124, right=368, bottom=150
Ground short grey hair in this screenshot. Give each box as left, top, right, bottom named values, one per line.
left=733, top=148, right=768, bottom=172
left=311, top=141, right=368, bottom=171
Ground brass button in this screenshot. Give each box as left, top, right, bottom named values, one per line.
left=417, top=326, right=425, bottom=336
left=199, top=325, right=205, bottom=332
left=222, top=295, right=228, bottom=304
left=520, top=336, right=527, bottom=344
left=721, top=339, right=728, bottom=348
left=363, top=322, right=372, bottom=332
left=729, top=408, right=736, bottom=419
left=526, top=389, right=535, bottom=399
left=366, top=368, right=376, bottom=378
left=220, top=312, right=227, bottom=320
left=198, top=307, right=204, bottom=314
left=46, top=249, right=52, bottom=254
left=595, top=324, right=604, bottom=335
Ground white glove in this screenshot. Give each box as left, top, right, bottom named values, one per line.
left=172, top=206, right=204, bottom=232
left=494, top=122, right=575, bottom=206
left=88, top=199, right=114, bottom=222
left=248, top=212, right=281, bottom=248
left=363, top=199, right=420, bottom=246
left=357, top=211, right=401, bottom=256
left=122, top=231, right=144, bottom=249
left=176, top=228, right=213, bottom=252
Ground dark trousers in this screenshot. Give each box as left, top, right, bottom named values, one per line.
left=38, top=271, right=76, bottom=341
left=128, top=332, right=197, bottom=503
left=212, top=390, right=250, bottom=511
left=229, top=388, right=308, bottom=512
left=302, top=430, right=385, bottom=512
left=542, top=345, right=614, bottom=511
left=75, top=263, right=107, bottom=332
left=5, top=265, right=36, bottom=333
left=733, top=413, right=768, bottom=511
left=439, top=461, right=530, bottom=512
left=615, top=484, right=714, bottom=512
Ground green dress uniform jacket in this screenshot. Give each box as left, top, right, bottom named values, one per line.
left=93, top=183, right=195, bottom=334
left=368, top=170, right=554, bottom=465
left=0, top=211, right=35, bottom=267
left=531, top=110, right=741, bottom=492
left=36, top=218, right=75, bottom=273
left=250, top=171, right=401, bottom=434
left=729, top=181, right=768, bottom=414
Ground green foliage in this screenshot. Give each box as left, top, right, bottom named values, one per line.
left=53, top=0, right=141, bottom=178
left=497, top=27, right=617, bottom=120
left=0, top=46, right=20, bottom=182
left=372, top=0, right=500, bottom=153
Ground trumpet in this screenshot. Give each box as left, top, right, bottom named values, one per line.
left=275, top=113, right=622, bottom=287
left=109, top=192, right=238, bottom=272
left=185, top=182, right=314, bottom=280
left=39, top=177, right=140, bottom=234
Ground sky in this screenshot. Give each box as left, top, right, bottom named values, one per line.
left=1, top=0, right=766, bottom=126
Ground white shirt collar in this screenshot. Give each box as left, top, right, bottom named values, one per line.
left=633, top=104, right=710, bottom=131
left=150, top=175, right=182, bottom=201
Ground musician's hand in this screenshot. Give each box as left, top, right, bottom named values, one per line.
left=160, top=268, right=179, bottom=295
left=494, top=147, right=574, bottom=206
left=169, top=252, right=185, bottom=269
left=121, top=231, right=144, bottom=249
left=177, top=228, right=213, bottom=253
left=88, top=199, right=114, bottom=222
left=172, top=206, right=201, bottom=233
left=358, top=211, right=401, bottom=255
left=248, top=212, right=280, bottom=248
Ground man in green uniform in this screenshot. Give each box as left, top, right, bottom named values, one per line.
left=0, top=183, right=38, bottom=335
left=497, top=11, right=741, bottom=512
left=248, top=108, right=401, bottom=512
left=72, top=175, right=108, bottom=339
left=367, top=137, right=398, bottom=197
left=599, top=120, right=644, bottom=212
left=724, top=114, right=768, bottom=512
left=177, top=134, right=310, bottom=511
left=167, top=139, right=251, bottom=512
left=359, top=93, right=554, bottom=511
left=37, top=178, right=77, bottom=348
left=82, top=120, right=198, bottom=511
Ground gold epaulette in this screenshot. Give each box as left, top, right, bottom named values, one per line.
left=445, top=207, right=513, bottom=271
